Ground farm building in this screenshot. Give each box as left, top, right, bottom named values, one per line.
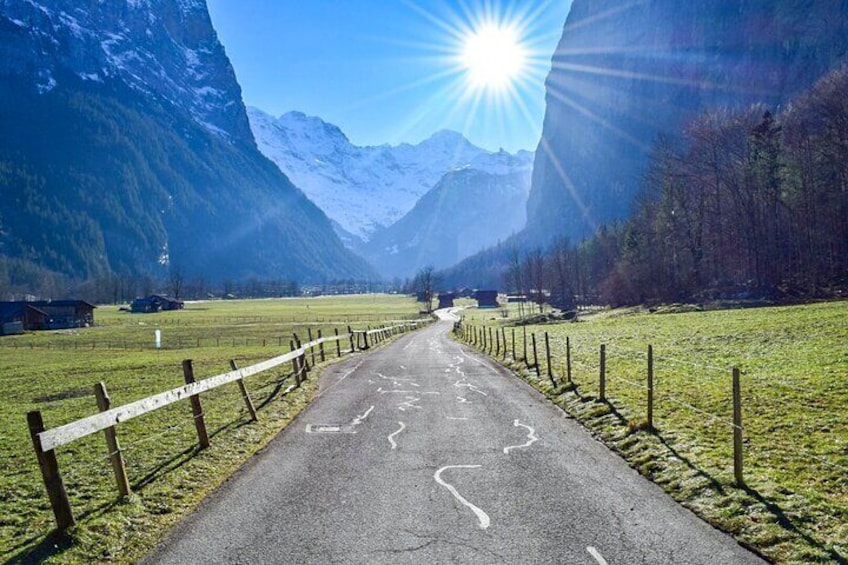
left=0, top=302, right=49, bottom=332
left=506, top=295, right=527, bottom=303
left=474, top=290, right=499, bottom=308
left=131, top=295, right=184, bottom=313
left=438, top=293, right=455, bottom=309
left=31, top=300, right=96, bottom=328
left=0, top=300, right=95, bottom=330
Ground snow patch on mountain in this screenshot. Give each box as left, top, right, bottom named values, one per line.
left=248, top=107, right=533, bottom=241
left=2, top=0, right=250, bottom=141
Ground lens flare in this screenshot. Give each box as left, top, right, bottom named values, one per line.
left=461, top=24, right=528, bottom=90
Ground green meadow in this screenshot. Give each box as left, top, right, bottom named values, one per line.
left=0, top=294, right=421, bottom=564
left=459, top=301, right=848, bottom=564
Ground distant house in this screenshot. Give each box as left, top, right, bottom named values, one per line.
left=0, top=302, right=49, bottom=333
left=438, top=293, right=455, bottom=309
left=473, top=290, right=499, bottom=309
left=131, top=295, right=184, bottom=313
left=506, top=295, right=527, bottom=303
left=31, top=300, right=97, bottom=328
left=0, top=300, right=95, bottom=331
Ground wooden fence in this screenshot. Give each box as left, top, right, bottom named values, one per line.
left=455, top=322, right=746, bottom=486
left=28, top=319, right=430, bottom=531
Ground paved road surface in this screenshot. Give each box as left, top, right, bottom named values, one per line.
left=145, top=310, right=764, bottom=564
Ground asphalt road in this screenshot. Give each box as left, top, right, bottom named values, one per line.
left=144, top=310, right=765, bottom=564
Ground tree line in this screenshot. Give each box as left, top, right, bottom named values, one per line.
left=503, top=66, right=848, bottom=307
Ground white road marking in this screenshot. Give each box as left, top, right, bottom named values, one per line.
left=399, top=365, right=406, bottom=370
left=351, top=406, right=374, bottom=427
left=433, top=465, right=490, bottom=530
left=457, top=396, right=470, bottom=404
left=398, top=397, right=421, bottom=412
left=377, top=387, right=419, bottom=394
left=454, top=379, right=488, bottom=397
left=387, top=421, right=406, bottom=449
left=446, top=417, right=470, bottom=421
left=503, top=419, right=539, bottom=454
left=587, top=546, right=608, bottom=565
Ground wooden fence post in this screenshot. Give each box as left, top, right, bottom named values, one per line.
left=27, top=411, right=75, bottom=530
left=94, top=382, right=131, bottom=497
left=599, top=345, right=606, bottom=402
left=733, top=367, right=744, bottom=486
left=335, top=328, right=341, bottom=357
left=290, top=340, right=302, bottom=386
left=531, top=333, right=540, bottom=377
left=647, top=345, right=654, bottom=430
left=523, top=326, right=528, bottom=362
left=495, top=328, right=500, bottom=357
left=501, top=328, right=507, bottom=360
left=318, top=329, right=325, bottom=362
left=488, top=327, right=493, bottom=354
left=512, top=327, right=516, bottom=360
left=229, top=360, right=258, bottom=422
left=347, top=326, right=355, bottom=352
left=182, top=360, right=210, bottom=448
left=307, top=328, right=316, bottom=366
left=545, top=332, right=556, bottom=387
left=566, top=336, right=572, bottom=384
left=363, top=329, right=370, bottom=350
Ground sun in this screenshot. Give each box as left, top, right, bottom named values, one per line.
left=460, top=23, right=528, bottom=91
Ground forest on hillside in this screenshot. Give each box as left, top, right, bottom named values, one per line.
left=505, top=66, right=848, bottom=307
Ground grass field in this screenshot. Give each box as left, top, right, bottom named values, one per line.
left=0, top=294, right=421, bottom=564
left=459, top=301, right=847, bottom=564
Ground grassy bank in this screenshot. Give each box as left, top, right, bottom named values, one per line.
left=0, top=295, right=420, bottom=564
left=459, top=301, right=847, bottom=564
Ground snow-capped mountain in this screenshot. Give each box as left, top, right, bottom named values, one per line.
left=248, top=107, right=533, bottom=242
left=2, top=0, right=250, bottom=141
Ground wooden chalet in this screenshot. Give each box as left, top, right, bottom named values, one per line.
left=131, top=295, right=184, bottom=313
left=437, top=293, right=455, bottom=309
left=31, top=300, right=96, bottom=328
left=0, top=302, right=49, bottom=333
left=473, top=290, right=499, bottom=309
left=0, top=300, right=95, bottom=331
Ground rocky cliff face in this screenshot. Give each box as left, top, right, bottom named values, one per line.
left=527, top=0, right=848, bottom=244
left=0, top=0, right=375, bottom=285
left=361, top=163, right=531, bottom=279
left=1, top=0, right=251, bottom=141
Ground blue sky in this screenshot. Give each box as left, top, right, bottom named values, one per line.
left=206, top=0, right=572, bottom=153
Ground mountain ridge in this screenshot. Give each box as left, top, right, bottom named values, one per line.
left=248, top=107, right=533, bottom=244
left=0, top=0, right=375, bottom=295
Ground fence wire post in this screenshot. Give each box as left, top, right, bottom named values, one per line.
left=545, top=332, right=556, bottom=387
left=501, top=328, right=507, bottom=360
left=566, top=336, right=572, bottom=384
left=599, top=344, right=606, bottom=401
left=94, top=382, right=131, bottom=497
left=512, top=327, right=516, bottom=360
left=27, top=410, right=75, bottom=531
left=531, top=333, right=540, bottom=377
left=318, top=329, right=325, bottom=362
left=183, top=360, right=210, bottom=449
left=347, top=325, right=354, bottom=352
left=733, top=367, right=744, bottom=486
left=334, top=328, right=341, bottom=357
left=523, top=326, right=528, bottom=362
left=647, top=345, right=654, bottom=430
